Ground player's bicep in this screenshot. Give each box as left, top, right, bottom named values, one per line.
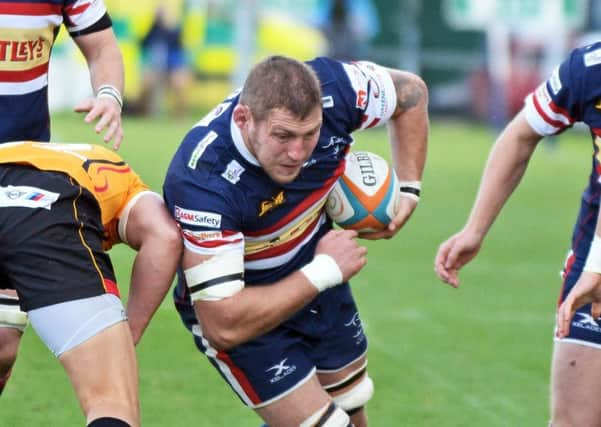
left=182, top=232, right=245, bottom=302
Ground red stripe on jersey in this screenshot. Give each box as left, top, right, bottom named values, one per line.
left=96, top=165, right=131, bottom=174
left=0, top=62, right=48, bottom=82
left=245, top=213, right=321, bottom=261
left=64, top=2, right=90, bottom=16
left=0, top=2, right=63, bottom=15
left=216, top=351, right=262, bottom=405
left=183, top=233, right=243, bottom=249
left=366, top=117, right=381, bottom=128
left=532, top=92, right=568, bottom=130
left=103, top=278, right=120, bottom=297
left=245, top=160, right=346, bottom=237
left=548, top=100, right=574, bottom=124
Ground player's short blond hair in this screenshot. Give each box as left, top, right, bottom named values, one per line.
left=239, top=55, right=322, bottom=122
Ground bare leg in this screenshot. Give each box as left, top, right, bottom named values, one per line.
left=59, top=321, right=140, bottom=426
left=551, top=341, right=601, bottom=427
left=256, top=374, right=334, bottom=427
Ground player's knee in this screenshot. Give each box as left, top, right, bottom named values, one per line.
left=331, top=375, right=374, bottom=414
left=300, top=402, right=351, bottom=427
left=87, top=417, right=131, bottom=427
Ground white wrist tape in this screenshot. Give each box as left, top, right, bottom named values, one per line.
left=584, top=235, right=601, bottom=274
left=399, top=180, right=421, bottom=202
left=300, top=254, right=343, bottom=292
left=97, top=84, right=123, bottom=110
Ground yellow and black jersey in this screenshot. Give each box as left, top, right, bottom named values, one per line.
left=0, top=141, right=149, bottom=249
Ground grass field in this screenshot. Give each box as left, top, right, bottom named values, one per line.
left=0, top=113, right=591, bottom=426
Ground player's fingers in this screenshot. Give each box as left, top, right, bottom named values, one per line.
left=390, top=198, right=417, bottom=231
left=112, top=126, right=124, bottom=150
left=74, top=98, right=94, bottom=113
left=103, top=119, right=121, bottom=143
left=94, top=111, right=113, bottom=134
left=85, top=106, right=102, bottom=124
left=557, top=300, right=574, bottom=338
left=592, top=302, right=601, bottom=320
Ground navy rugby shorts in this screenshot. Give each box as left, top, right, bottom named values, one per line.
left=176, top=282, right=368, bottom=408
left=559, top=198, right=601, bottom=347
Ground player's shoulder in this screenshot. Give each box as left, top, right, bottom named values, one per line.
left=564, top=42, right=601, bottom=79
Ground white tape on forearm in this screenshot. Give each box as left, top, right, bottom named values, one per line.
left=399, top=180, right=421, bottom=202
left=300, top=254, right=343, bottom=292
left=584, top=235, right=601, bottom=274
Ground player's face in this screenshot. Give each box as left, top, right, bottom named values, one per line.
left=247, top=107, right=322, bottom=184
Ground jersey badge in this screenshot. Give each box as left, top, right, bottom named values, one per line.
left=0, top=185, right=59, bottom=210
left=322, top=95, right=334, bottom=108
left=174, top=206, right=222, bottom=228
left=356, top=89, right=367, bottom=109
left=549, top=66, right=562, bottom=95
left=221, top=160, right=245, bottom=184
left=584, top=48, right=601, bottom=67
left=258, top=190, right=286, bottom=217
left=188, top=131, right=218, bottom=169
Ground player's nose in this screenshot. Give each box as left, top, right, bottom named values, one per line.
left=287, top=138, right=308, bottom=162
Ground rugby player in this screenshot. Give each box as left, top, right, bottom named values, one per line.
left=0, top=0, right=125, bottom=398
left=435, top=42, right=601, bottom=426
left=0, top=141, right=181, bottom=426
left=164, top=55, right=428, bottom=426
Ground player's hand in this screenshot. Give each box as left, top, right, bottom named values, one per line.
left=557, top=272, right=601, bottom=338
left=359, top=196, right=418, bottom=240
left=74, top=96, right=123, bottom=150
left=316, top=229, right=367, bottom=282
left=434, top=230, right=483, bottom=288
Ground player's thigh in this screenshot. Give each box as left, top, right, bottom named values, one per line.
left=59, top=320, right=138, bottom=415
left=551, top=341, right=601, bottom=427
left=255, top=373, right=332, bottom=427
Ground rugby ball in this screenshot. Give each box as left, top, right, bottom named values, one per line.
left=326, top=151, right=400, bottom=232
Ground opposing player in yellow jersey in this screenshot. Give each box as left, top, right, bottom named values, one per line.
left=0, top=142, right=181, bottom=427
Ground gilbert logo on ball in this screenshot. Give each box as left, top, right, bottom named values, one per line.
left=326, top=151, right=400, bottom=232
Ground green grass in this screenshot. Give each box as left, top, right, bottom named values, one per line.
left=1, top=114, right=590, bottom=425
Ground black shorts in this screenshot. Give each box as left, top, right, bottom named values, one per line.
left=0, top=164, right=117, bottom=311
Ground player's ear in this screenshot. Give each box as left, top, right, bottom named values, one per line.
left=233, top=104, right=252, bottom=130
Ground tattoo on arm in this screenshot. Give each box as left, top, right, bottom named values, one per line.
left=391, top=73, right=424, bottom=114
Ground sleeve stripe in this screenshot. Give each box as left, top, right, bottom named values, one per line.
left=189, top=273, right=244, bottom=294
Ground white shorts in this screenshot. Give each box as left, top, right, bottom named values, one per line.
left=28, top=294, right=127, bottom=357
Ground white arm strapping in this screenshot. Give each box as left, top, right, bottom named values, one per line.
left=300, top=254, right=343, bottom=292
left=184, top=251, right=245, bottom=301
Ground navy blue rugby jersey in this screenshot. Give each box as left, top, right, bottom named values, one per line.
left=523, top=41, right=601, bottom=205
left=0, top=0, right=111, bottom=142
left=164, top=57, right=397, bottom=303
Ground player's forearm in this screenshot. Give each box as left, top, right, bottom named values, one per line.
left=465, top=116, right=540, bottom=237
left=126, top=242, right=179, bottom=344
left=195, top=272, right=319, bottom=351
left=76, top=28, right=124, bottom=94
left=386, top=70, right=428, bottom=182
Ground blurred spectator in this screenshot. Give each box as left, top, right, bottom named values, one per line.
left=137, top=0, right=192, bottom=116
left=469, top=36, right=542, bottom=127
left=315, top=0, right=379, bottom=61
